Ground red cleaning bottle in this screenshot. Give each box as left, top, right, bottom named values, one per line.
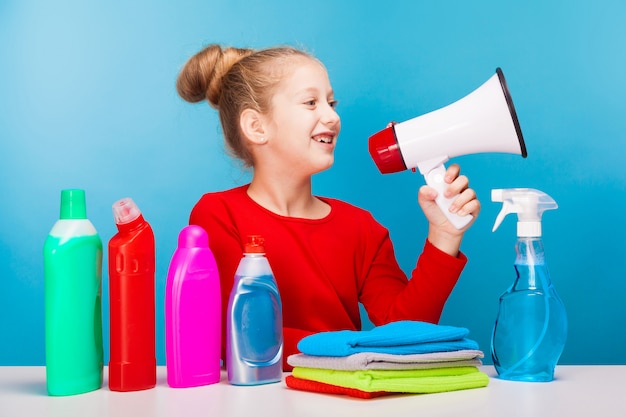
left=108, top=197, right=156, bottom=391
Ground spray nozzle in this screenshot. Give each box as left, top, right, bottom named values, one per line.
left=492, top=188, right=557, bottom=237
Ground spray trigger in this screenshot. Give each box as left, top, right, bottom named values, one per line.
left=491, top=188, right=557, bottom=237
left=492, top=200, right=515, bottom=232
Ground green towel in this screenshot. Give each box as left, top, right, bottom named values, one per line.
left=291, top=366, right=489, bottom=394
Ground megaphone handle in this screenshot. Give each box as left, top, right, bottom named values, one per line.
left=424, top=165, right=474, bottom=230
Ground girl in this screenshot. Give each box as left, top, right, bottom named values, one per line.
left=176, top=44, right=480, bottom=370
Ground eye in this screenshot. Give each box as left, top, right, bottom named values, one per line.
left=329, top=100, right=338, bottom=109
left=304, top=99, right=317, bottom=107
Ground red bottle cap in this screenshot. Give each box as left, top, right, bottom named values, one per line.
left=244, top=235, right=265, bottom=253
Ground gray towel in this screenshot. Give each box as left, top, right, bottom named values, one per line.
left=287, top=350, right=484, bottom=371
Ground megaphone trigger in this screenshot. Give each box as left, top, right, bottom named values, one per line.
left=425, top=164, right=474, bottom=229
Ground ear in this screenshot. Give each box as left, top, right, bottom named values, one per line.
left=240, top=108, right=267, bottom=145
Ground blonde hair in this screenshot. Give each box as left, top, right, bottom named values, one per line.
left=176, top=44, right=314, bottom=166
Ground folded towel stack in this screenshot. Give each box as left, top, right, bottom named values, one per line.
left=286, top=321, right=489, bottom=399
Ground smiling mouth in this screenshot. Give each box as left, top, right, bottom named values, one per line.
left=313, top=134, right=334, bottom=144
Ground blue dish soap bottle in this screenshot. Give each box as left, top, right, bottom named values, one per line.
left=490, top=188, right=567, bottom=382
left=227, top=235, right=283, bottom=385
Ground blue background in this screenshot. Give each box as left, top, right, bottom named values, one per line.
left=2, top=0, right=625, bottom=366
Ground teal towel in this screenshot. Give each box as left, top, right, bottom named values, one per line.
left=297, top=321, right=478, bottom=357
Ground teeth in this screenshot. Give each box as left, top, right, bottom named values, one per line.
left=316, top=136, right=332, bottom=144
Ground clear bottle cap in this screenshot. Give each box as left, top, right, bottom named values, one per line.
left=60, top=189, right=87, bottom=220
left=112, top=197, right=141, bottom=225
left=517, top=222, right=542, bottom=237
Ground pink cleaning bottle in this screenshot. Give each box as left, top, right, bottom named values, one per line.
left=165, top=225, right=221, bottom=387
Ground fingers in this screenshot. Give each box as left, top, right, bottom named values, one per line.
left=420, top=163, right=481, bottom=227
left=443, top=163, right=461, bottom=186
left=444, top=175, right=469, bottom=199
left=417, top=184, right=449, bottom=227
left=418, top=184, right=438, bottom=201
left=444, top=164, right=480, bottom=217
left=450, top=188, right=480, bottom=217
left=443, top=164, right=467, bottom=198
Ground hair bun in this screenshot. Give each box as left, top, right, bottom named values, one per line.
left=176, top=44, right=252, bottom=108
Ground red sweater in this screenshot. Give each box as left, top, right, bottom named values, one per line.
left=189, top=185, right=467, bottom=370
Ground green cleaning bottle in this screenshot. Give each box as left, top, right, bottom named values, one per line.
left=44, top=189, right=104, bottom=396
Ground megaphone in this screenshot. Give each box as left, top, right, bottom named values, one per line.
left=368, top=67, right=527, bottom=229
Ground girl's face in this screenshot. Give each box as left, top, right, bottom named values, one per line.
left=261, top=57, right=341, bottom=177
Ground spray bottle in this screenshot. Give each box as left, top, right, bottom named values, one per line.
left=44, top=189, right=103, bottom=396
left=490, top=188, right=567, bottom=382
left=108, top=197, right=156, bottom=391
left=165, top=225, right=221, bottom=387
left=227, top=235, right=283, bottom=385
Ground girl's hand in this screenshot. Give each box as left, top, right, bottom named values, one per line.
left=417, top=164, right=480, bottom=256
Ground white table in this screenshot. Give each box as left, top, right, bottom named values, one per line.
left=0, top=366, right=624, bottom=417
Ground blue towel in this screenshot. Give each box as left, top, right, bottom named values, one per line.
left=297, top=321, right=479, bottom=357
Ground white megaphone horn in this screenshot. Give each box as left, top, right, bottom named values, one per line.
left=368, top=67, right=527, bottom=229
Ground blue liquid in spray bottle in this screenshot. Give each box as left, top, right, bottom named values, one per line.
left=490, top=188, right=567, bottom=382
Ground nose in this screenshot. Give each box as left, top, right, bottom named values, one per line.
left=322, top=102, right=340, bottom=127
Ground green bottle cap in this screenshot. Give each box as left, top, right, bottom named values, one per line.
left=60, top=189, right=87, bottom=220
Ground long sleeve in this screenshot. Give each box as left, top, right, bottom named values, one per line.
left=359, top=238, right=466, bottom=325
